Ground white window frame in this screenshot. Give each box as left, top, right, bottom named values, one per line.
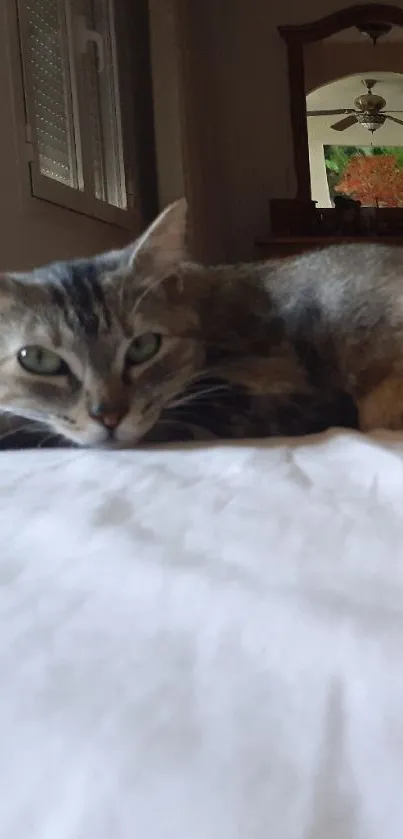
left=11, top=0, right=141, bottom=232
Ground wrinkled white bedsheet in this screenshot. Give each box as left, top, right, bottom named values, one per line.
left=1, top=430, right=403, bottom=839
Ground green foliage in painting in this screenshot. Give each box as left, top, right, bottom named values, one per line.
left=324, top=145, right=403, bottom=206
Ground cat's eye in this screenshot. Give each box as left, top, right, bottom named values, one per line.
left=126, top=333, right=162, bottom=366
left=17, top=346, right=69, bottom=376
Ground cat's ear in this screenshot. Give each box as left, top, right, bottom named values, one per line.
left=127, top=198, right=188, bottom=272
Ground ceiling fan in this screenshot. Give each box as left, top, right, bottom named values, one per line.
left=307, top=79, right=403, bottom=133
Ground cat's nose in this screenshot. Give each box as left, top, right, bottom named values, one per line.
left=89, top=402, right=128, bottom=430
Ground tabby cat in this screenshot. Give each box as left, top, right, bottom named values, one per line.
left=1, top=198, right=403, bottom=449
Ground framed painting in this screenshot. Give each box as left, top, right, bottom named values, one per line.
left=324, top=145, right=403, bottom=207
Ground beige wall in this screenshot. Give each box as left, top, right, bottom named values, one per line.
left=305, top=43, right=403, bottom=94
left=0, top=2, right=135, bottom=272
left=176, top=0, right=403, bottom=261
left=148, top=0, right=185, bottom=208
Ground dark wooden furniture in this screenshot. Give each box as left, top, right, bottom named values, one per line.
left=270, top=198, right=319, bottom=237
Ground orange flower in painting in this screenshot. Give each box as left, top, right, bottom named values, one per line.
left=335, top=154, right=403, bottom=207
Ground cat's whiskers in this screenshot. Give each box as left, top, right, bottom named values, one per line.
left=0, top=421, right=47, bottom=444
left=153, top=417, right=217, bottom=442
left=157, top=417, right=189, bottom=429
left=184, top=367, right=220, bottom=386
left=167, top=402, right=226, bottom=420
left=36, top=431, right=64, bottom=449
left=169, top=383, right=229, bottom=410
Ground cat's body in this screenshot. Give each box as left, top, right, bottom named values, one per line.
left=0, top=199, right=403, bottom=448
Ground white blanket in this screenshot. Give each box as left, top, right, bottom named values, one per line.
left=1, top=430, right=403, bottom=839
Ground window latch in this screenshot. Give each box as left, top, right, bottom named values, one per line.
left=75, top=15, right=105, bottom=74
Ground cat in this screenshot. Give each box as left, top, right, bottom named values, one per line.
left=0, top=197, right=403, bottom=449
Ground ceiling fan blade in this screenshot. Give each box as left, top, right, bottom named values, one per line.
left=307, top=109, right=355, bottom=117
left=331, top=114, right=358, bottom=131
left=386, top=115, right=403, bottom=126
left=384, top=110, right=403, bottom=114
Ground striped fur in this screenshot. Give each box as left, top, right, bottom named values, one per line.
left=3, top=199, right=403, bottom=448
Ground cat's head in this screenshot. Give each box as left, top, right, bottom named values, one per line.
left=0, top=199, right=206, bottom=447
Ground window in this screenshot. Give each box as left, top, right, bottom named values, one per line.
left=16, top=0, right=140, bottom=229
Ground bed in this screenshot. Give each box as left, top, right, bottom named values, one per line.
left=1, top=429, right=403, bottom=838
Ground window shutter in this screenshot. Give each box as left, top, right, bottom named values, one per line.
left=18, top=0, right=80, bottom=188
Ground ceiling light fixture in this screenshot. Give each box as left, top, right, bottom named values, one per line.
left=356, top=21, right=393, bottom=45
left=355, top=111, right=386, bottom=132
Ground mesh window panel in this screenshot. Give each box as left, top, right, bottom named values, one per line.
left=22, top=0, right=78, bottom=187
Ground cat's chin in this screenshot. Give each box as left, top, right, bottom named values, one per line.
left=54, top=425, right=152, bottom=449
left=60, top=432, right=142, bottom=449
left=48, top=412, right=164, bottom=449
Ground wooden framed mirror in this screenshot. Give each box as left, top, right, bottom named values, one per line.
left=279, top=3, right=403, bottom=203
